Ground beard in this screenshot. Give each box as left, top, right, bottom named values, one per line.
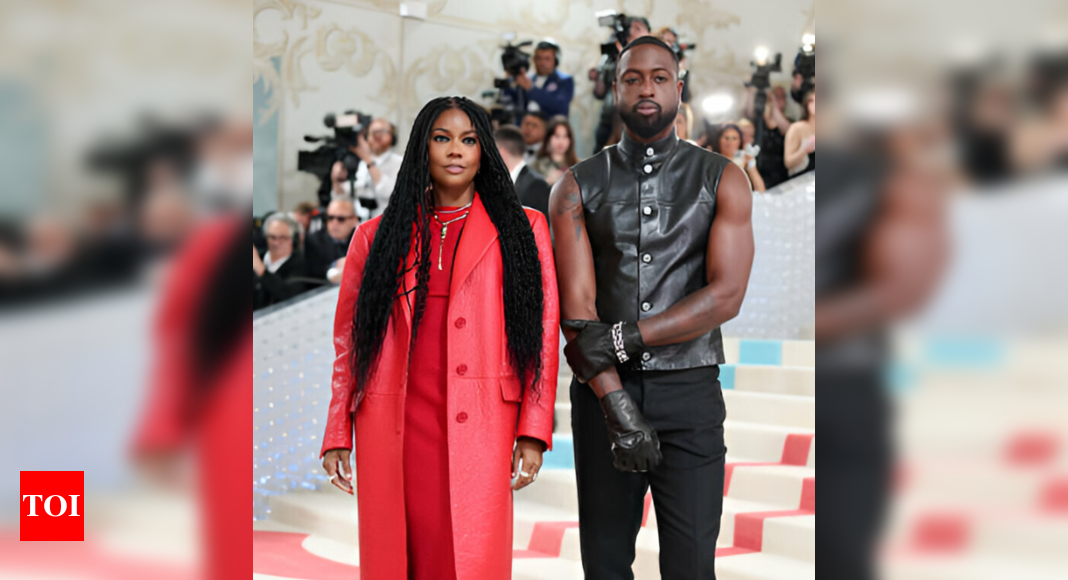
left=618, top=99, right=679, bottom=140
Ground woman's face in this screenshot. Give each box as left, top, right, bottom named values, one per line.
left=718, top=128, right=741, bottom=158
left=428, top=108, right=481, bottom=191
left=807, top=94, right=816, bottom=118
left=549, top=125, right=570, bottom=156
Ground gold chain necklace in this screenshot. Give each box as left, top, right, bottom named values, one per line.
left=431, top=203, right=471, bottom=270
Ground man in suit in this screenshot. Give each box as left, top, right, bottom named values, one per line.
left=502, top=40, right=575, bottom=124
left=253, top=213, right=309, bottom=310
left=494, top=125, right=551, bottom=221
left=304, top=199, right=357, bottom=281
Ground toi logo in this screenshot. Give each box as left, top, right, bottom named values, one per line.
left=20, top=471, right=84, bottom=541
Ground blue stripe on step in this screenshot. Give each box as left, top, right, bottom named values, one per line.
left=923, top=337, right=1005, bottom=369
left=738, top=339, right=783, bottom=365
left=719, top=364, right=736, bottom=390
left=543, top=434, right=574, bottom=470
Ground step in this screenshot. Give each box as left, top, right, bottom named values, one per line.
left=722, top=338, right=816, bottom=368
left=762, top=515, right=815, bottom=562
left=723, top=390, right=815, bottom=430
left=724, top=421, right=815, bottom=464
left=554, top=402, right=572, bottom=435
left=513, top=468, right=579, bottom=514
left=715, top=551, right=816, bottom=580
left=727, top=464, right=815, bottom=508
left=512, top=556, right=587, bottom=580
left=267, top=489, right=358, bottom=545
left=725, top=365, right=815, bottom=397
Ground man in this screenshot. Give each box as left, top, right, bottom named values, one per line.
left=502, top=40, right=575, bottom=123
left=494, top=125, right=551, bottom=220
left=253, top=214, right=309, bottom=310
left=339, top=117, right=403, bottom=219
left=549, top=37, right=754, bottom=579
left=592, top=16, right=652, bottom=153
left=304, top=198, right=357, bottom=281
left=520, top=111, right=548, bottom=164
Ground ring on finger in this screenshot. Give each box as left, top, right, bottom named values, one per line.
left=328, top=474, right=337, bottom=482
left=520, top=471, right=531, bottom=477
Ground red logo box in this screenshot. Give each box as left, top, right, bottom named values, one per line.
left=20, top=471, right=84, bottom=541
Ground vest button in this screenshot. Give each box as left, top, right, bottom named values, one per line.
left=643, top=164, right=653, bottom=173
left=642, top=253, right=652, bottom=263
left=641, top=302, right=652, bottom=312
left=456, top=412, right=468, bottom=423
left=646, top=147, right=654, bottom=156
left=642, top=352, right=651, bottom=361
left=454, top=317, right=466, bottom=329
left=456, top=364, right=468, bottom=375
left=642, top=206, right=653, bottom=216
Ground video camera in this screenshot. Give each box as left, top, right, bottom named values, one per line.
left=298, top=110, right=374, bottom=208
left=747, top=49, right=783, bottom=91
left=792, top=36, right=816, bottom=103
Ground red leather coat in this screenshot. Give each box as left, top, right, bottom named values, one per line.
left=320, top=193, right=559, bottom=579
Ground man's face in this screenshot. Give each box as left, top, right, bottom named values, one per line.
left=628, top=20, right=650, bottom=43
left=533, top=48, right=556, bottom=77
left=265, top=221, right=293, bottom=260
left=520, top=116, right=546, bottom=146
left=615, top=44, right=682, bottom=141
left=772, top=86, right=787, bottom=109
left=325, top=200, right=357, bottom=241
left=368, top=119, right=393, bottom=155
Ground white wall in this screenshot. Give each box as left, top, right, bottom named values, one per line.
left=253, top=0, right=814, bottom=212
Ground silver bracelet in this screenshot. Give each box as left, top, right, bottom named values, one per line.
left=612, top=322, right=629, bottom=363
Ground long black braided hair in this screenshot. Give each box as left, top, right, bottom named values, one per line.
left=352, top=96, right=544, bottom=400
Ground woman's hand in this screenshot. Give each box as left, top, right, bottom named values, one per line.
left=511, top=436, right=546, bottom=491
left=322, top=448, right=354, bottom=494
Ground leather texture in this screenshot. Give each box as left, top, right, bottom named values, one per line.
left=599, top=389, right=663, bottom=472
left=560, top=319, right=645, bottom=382
left=320, top=193, right=559, bottom=580
left=571, top=130, right=729, bottom=370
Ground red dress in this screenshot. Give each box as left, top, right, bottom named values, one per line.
left=403, top=206, right=467, bottom=580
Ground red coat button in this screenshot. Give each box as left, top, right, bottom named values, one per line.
left=456, top=412, right=468, bottom=423
left=455, top=317, right=466, bottom=329
left=456, top=364, right=468, bottom=375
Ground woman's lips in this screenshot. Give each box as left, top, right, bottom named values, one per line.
left=444, top=165, right=465, bottom=175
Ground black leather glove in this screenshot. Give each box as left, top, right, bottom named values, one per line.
left=562, top=320, right=646, bottom=382
left=599, top=389, right=662, bottom=472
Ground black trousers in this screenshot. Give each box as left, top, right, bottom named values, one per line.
left=571, top=365, right=727, bottom=580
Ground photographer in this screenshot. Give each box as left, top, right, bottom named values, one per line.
left=502, top=40, right=574, bottom=122
left=336, top=118, right=402, bottom=219
left=591, top=15, right=652, bottom=153
left=744, top=85, right=793, bottom=188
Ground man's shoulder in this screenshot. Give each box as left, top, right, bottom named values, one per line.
left=520, top=164, right=548, bottom=184
left=572, top=145, right=615, bottom=175
left=551, top=70, right=573, bottom=82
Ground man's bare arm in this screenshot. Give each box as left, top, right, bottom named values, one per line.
left=636, top=163, right=755, bottom=346
left=549, top=170, right=623, bottom=398
left=815, top=167, right=947, bottom=341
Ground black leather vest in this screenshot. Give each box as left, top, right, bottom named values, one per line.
left=572, top=130, right=729, bottom=370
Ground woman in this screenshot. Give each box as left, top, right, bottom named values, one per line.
left=785, top=89, right=816, bottom=177
left=320, top=96, right=559, bottom=580
left=712, top=123, right=766, bottom=192
left=531, top=115, right=579, bottom=185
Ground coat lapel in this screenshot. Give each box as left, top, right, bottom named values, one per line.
left=450, top=192, right=498, bottom=300
left=395, top=194, right=497, bottom=334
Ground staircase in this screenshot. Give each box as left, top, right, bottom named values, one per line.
left=253, top=338, right=816, bottom=580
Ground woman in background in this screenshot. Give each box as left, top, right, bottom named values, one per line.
left=320, top=96, right=559, bottom=580
left=785, top=89, right=816, bottom=177
left=532, top=114, right=580, bottom=185
left=712, top=123, right=766, bottom=192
